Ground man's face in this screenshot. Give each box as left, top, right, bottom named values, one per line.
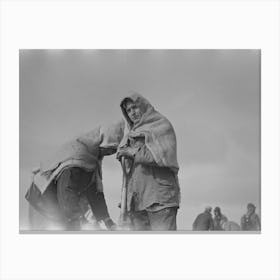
left=125, top=101, right=142, bottom=124
left=247, top=206, right=255, bottom=214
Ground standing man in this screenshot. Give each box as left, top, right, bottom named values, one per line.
left=192, top=206, right=214, bottom=231
left=240, top=203, right=261, bottom=231
left=117, top=92, right=180, bottom=231
left=213, top=206, right=228, bottom=230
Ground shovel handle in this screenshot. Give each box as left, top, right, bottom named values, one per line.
left=119, top=157, right=133, bottom=228
left=120, top=158, right=127, bottom=216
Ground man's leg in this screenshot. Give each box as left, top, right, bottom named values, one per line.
left=56, top=168, right=92, bottom=230
left=130, top=211, right=151, bottom=230
left=148, top=207, right=178, bottom=231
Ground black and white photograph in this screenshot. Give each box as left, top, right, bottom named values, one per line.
left=20, top=49, right=261, bottom=232
left=1, top=1, right=280, bottom=279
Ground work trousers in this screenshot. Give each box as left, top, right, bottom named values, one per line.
left=56, top=167, right=111, bottom=230
left=130, top=207, right=178, bottom=231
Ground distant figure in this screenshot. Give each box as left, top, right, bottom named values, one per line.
left=221, top=220, right=241, bottom=231
left=192, top=206, right=214, bottom=231
left=241, top=203, right=261, bottom=231
left=213, top=207, right=228, bottom=230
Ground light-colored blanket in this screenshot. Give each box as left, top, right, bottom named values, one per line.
left=222, top=221, right=241, bottom=231
left=33, top=121, right=124, bottom=193
left=119, top=92, right=179, bottom=173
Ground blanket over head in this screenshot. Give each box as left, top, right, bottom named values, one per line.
left=32, top=120, right=124, bottom=193
left=119, top=92, right=179, bottom=173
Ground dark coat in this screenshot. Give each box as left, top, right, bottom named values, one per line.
left=241, top=213, right=261, bottom=231
left=192, top=211, right=214, bottom=231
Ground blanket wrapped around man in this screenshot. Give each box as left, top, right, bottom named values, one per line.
left=119, top=92, right=179, bottom=174
left=25, top=121, right=124, bottom=223
left=118, top=92, right=180, bottom=217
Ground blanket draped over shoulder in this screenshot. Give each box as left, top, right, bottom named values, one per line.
left=31, top=121, right=124, bottom=194
left=119, top=92, right=179, bottom=174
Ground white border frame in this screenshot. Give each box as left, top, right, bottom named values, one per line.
left=1, top=1, right=280, bottom=279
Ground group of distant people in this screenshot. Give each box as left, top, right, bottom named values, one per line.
left=192, top=203, right=261, bottom=231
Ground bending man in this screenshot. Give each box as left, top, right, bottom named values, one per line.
left=26, top=121, right=124, bottom=230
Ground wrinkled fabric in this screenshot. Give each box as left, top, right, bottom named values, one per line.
left=126, top=143, right=180, bottom=212
left=119, top=92, right=179, bottom=174
left=56, top=168, right=94, bottom=222
left=40, top=127, right=101, bottom=174
left=56, top=168, right=111, bottom=226
left=130, top=207, right=178, bottom=231
left=25, top=121, right=124, bottom=226
left=118, top=92, right=180, bottom=217
left=33, top=121, right=124, bottom=193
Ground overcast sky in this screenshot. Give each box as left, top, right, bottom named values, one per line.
left=19, top=49, right=260, bottom=230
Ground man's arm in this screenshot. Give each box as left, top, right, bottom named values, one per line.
left=134, top=145, right=157, bottom=165
left=117, top=143, right=157, bottom=166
